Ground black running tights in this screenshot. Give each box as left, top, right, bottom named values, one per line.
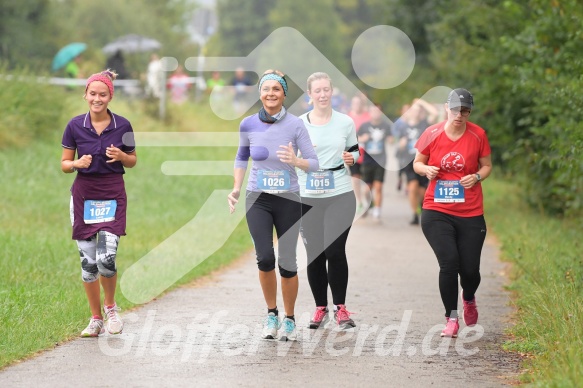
left=301, top=191, right=356, bottom=306
left=421, top=209, right=487, bottom=318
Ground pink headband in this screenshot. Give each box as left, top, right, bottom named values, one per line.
left=85, top=72, right=114, bottom=97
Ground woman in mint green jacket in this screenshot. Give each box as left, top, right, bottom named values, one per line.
left=298, top=72, right=359, bottom=331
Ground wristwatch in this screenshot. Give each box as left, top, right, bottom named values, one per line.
left=475, top=173, right=481, bottom=182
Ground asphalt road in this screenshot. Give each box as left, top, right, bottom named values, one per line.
left=0, top=167, right=522, bottom=387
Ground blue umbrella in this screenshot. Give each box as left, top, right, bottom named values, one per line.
left=52, top=42, right=87, bottom=72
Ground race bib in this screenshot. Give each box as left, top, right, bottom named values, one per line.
left=83, top=200, right=117, bottom=224
left=305, top=170, right=335, bottom=194
left=434, top=180, right=465, bottom=203
left=257, top=170, right=290, bottom=193
left=366, top=141, right=383, bottom=155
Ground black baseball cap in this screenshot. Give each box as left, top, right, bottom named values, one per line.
left=447, top=88, right=474, bottom=109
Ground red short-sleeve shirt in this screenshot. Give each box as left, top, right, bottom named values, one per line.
left=415, top=121, right=491, bottom=217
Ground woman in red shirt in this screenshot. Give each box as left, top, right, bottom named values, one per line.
left=413, top=88, right=492, bottom=338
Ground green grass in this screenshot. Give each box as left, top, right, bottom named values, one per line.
left=0, top=97, right=252, bottom=368
left=0, top=66, right=69, bottom=148
left=484, top=177, right=583, bottom=387
left=2, top=92, right=582, bottom=386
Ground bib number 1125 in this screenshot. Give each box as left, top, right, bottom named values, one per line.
left=434, top=180, right=465, bottom=203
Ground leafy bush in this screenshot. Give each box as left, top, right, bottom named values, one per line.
left=0, top=65, right=68, bottom=149
left=427, top=0, right=583, bottom=218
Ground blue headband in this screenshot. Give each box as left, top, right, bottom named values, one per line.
left=259, top=73, right=288, bottom=96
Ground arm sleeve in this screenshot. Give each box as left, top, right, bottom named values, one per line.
left=415, top=128, right=431, bottom=156
left=480, top=131, right=492, bottom=157
left=122, top=123, right=136, bottom=153
left=296, top=120, right=319, bottom=172
left=346, top=121, right=359, bottom=161
left=61, top=122, right=76, bottom=150
left=234, top=119, right=251, bottom=169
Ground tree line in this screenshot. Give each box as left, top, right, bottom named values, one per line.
left=2, top=0, right=581, bottom=219
left=211, top=0, right=583, bottom=219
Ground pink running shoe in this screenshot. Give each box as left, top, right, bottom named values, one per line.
left=334, top=305, right=356, bottom=329
left=462, top=292, right=479, bottom=326
left=309, top=306, right=329, bottom=329
left=441, top=317, right=459, bottom=338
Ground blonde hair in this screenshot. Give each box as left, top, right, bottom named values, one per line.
left=306, top=72, right=333, bottom=104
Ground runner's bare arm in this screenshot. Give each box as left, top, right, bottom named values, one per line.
left=413, top=152, right=439, bottom=180
left=228, top=167, right=246, bottom=214
left=61, top=148, right=92, bottom=173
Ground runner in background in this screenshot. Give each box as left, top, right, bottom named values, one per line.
left=393, top=99, right=438, bottom=225
left=60, top=69, right=137, bottom=337
left=298, top=72, right=359, bottom=330
left=413, top=88, right=492, bottom=338
left=357, top=103, right=393, bottom=220
left=231, top=67, right=254, bottom=115
left=395, top=103, right=410, bottom=192
left=346, top=94, right=370, bottom=214
left=167, top=65, right=191, bottom=104
left=227, top=69, right=319, bottom=341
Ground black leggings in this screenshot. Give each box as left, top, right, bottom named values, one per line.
left=301, top=191, right=356, bottom=306
left=421, top=209, right=487, bottom=318
left=245, top=191, right=302, bottom=278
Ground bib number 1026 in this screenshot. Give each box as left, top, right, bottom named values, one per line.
left=257, top=170, right=290, bottom=193
left=262, top=177, right=286, bottom=187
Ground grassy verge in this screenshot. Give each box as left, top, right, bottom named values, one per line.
left=0, top=96, right=252, bottom=368
left=484, top=176, right=582, bottom=387
left=0, top=66, right=68, bottom=148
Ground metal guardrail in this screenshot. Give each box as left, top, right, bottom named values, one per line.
left=0, top=74, right=139, bottom=86
left=0, top=74, right=205, bottom=119
left=0, top=74, right=202, bottom=87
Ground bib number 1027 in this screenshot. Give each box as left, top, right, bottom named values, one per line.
left=84, top=200, right=117, bottom=224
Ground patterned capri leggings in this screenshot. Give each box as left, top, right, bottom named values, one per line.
left=70, top=197, right=120, bottom=283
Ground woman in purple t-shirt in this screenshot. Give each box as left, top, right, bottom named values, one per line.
left=60, top=69, right=137, bottom=338
left=227, top=69, right=319, bottom=341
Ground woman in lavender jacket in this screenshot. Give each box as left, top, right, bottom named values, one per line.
left=227, top=69, right=319, bottom=341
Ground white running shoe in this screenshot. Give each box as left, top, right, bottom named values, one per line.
left=81, top=317, right=104, bottom=337
left=371, top=207, right=381, bottom=219
left=104, top=303, right=123, bottom=334
left=279, top=317, right=297, bottom=341
left=262, top=312, right=280, bottom=339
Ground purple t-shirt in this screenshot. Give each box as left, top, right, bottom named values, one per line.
left=235, top=113, right=319, bottom=192
left=61, top=110, right=135, bottom=175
